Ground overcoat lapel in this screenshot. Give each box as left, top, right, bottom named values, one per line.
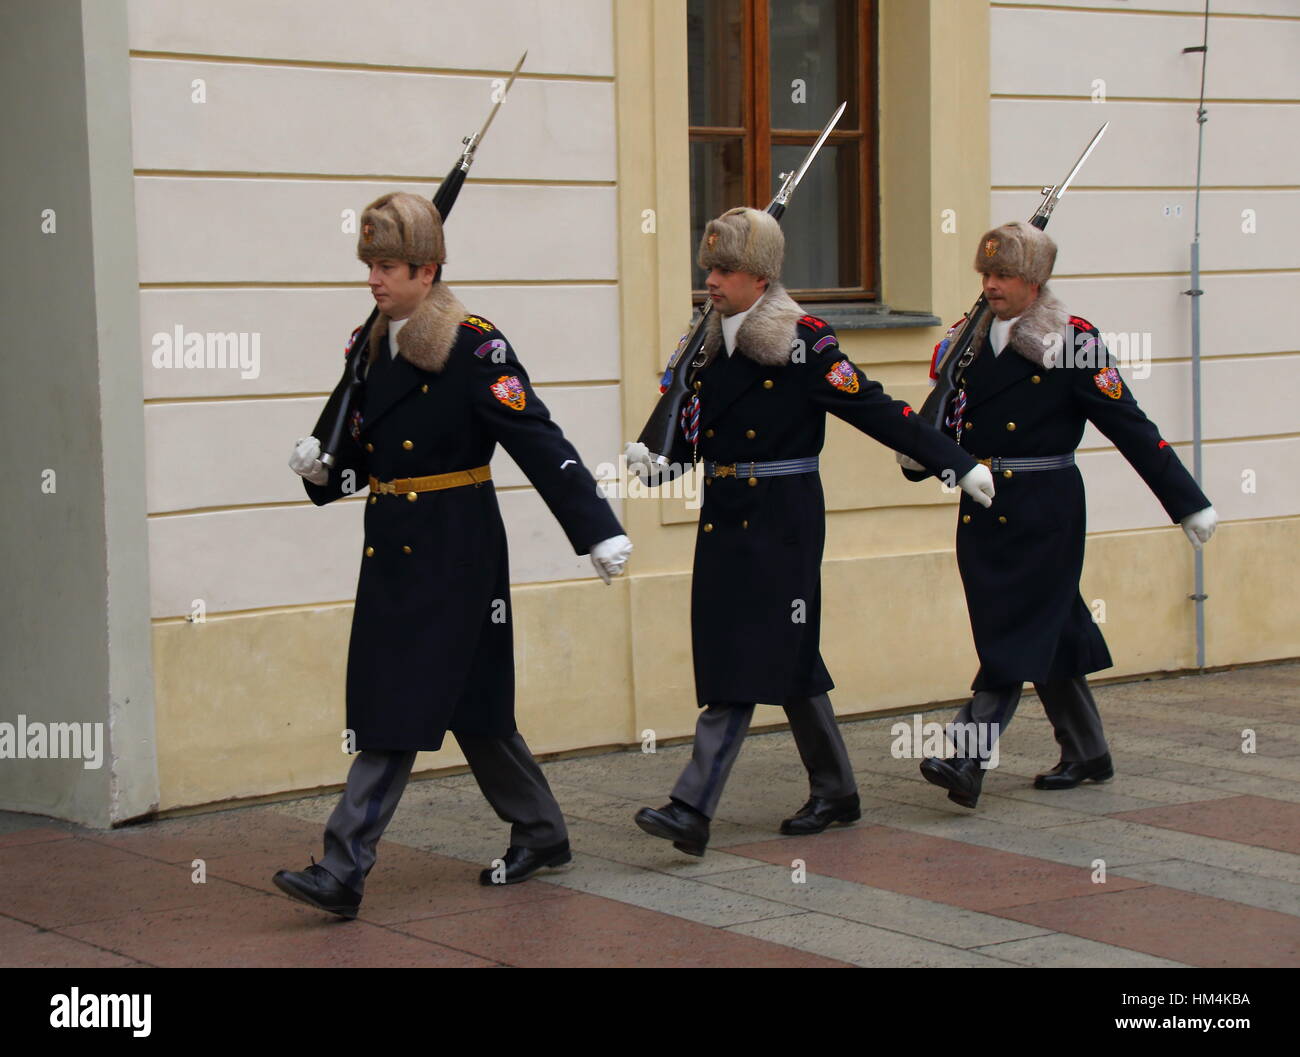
left=963, top=337, right=1040, bottom=411
left=699, top=352, right=764, bottom=428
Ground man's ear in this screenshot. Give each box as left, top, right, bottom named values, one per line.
left=422, top=262, right=439, bottom=286
left=757, top=276, right=770, bottom=293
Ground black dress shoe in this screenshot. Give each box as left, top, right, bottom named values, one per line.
left=1034, top=753, right=1114, bottom=790
left=919, top=756, right=985, bottom=809
left=478, top=840, right=572, bottom=886
left=272, top=862, right=361, bottom=919
left=634, top=800, right=710, bottom=857
left=780, top=793, right=861, bottom=835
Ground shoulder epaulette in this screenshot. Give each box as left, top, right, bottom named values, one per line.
left=460, top=314, right=495, bottom=334
left=1068, top=314, right=1097, bottom=334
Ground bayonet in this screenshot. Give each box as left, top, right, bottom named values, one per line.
left=1033, top=121, right=1108, bottom=225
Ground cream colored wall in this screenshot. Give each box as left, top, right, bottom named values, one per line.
left=139, top=0, right=1297, bottom=812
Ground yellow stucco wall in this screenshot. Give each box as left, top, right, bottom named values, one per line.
left=148, top=0, right=1297, bottom=812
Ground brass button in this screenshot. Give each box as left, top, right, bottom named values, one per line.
left=745, top=429, right=756, bottom=440
left=763, top=379, right=774, bottom=389
left=365, top=442, right=374, bottom=452
left=706, top=477, right=713, bottom=486
left=1003, top=469, right=1013, bottom=479
left=402, top=439, right=414, bottom=450
left=1031, top=375, right=1041, bottom=384
left=742, top=519, right=749, bottom=529
left=365, top=546, right=375, bottom=557
left=402, top=545, right=412, bottom=554
left=1006, top=422, right=1016, bottom=432
left=705, top=429, right=715, bottom=438
left=963, top=422, right=972, bottom=431
left=748, top=477, right=757, bottom=487
left=368, top=495, right=377, bottom=505
left=998, top=515, right=1008, bottom=524
left=421, top=384, right=429, bottom=393
left=693, top=380, right=702, bottom=391
left=962, top=514, right=971, bottom=524
left=406, top=491, right=418, bottom=502
left=703, top=523, right=714, bottom=533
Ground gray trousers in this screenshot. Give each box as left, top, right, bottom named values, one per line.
left=951, top=676, right=1109, bottom=763
left=319, top=731, right=567, bottom=894
left=671, top=693, right=857, bottom=819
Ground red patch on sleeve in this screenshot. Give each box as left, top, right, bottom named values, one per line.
left=799, top=314, right=827, bottom=330
left=1158, top=439, right=1169, bottom=450
left=902, top=405, right=914, bottom=417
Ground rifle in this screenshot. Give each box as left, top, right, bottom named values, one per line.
left=636, top=102, right=847, bottom=469
left=319, top=51, right=528, bottom=467
left=914, top=123, right=1109, bottom=441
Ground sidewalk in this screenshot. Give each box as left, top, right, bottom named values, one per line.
left=2, top=664, right=1297, bottom=968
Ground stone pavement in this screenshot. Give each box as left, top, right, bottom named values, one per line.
left=2, top=664, right=1297, bottom=968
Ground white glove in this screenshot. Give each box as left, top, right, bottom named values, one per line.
left=1181, top=505, right=1218, bottom=549
left=957, top=464, right=995, bottom=509
left=289, top=436, right=329, bottom=486
left=590, top=534, right=633, bottom=584
left=623, top=440, right=656, bottom=483
left=896, top=451, right=926, bottom=472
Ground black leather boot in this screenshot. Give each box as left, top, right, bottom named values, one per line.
left=1034, top=752, right=1114, bottom=790
left=919, top=756, right=985, bottom=809
left=634, top=800, right=710, bottom=856
left=272, top=862, right=361, bottom=919
left=478, top=840, right=572, bottom=885
left=779, top=793, right=861, bottom=835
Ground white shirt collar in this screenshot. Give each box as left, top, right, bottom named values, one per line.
left=990, top=314, right=1019, bottom=357
left=720, top=291, right=765, bottom=356
left=387, top=316, right=409, bottom=355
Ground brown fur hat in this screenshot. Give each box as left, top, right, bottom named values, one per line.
left=974, top=220, right=1056, bottom=286
left=356, top=192, right=446, bottom=266
left=697, top=207, right=783, bottom=281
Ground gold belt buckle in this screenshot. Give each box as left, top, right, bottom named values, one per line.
left=714, top=464, right=736, bottom=478
left=977, top=457, right=992, bottom=468
left=372, top=478, right=397, bottom=495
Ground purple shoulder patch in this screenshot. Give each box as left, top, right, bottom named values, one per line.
left=474, top=338, right=507, bottom=360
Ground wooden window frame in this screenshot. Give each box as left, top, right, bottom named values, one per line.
left=689, top=0, right=878, bottom=303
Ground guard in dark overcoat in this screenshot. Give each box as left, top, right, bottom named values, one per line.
left=627, top=207, right=997, bottom=855
left=904, top=221, right=1218, bottom=808
left=273, top=192, right=632, bottom=916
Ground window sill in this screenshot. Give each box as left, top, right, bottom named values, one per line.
left=799, top=304, right=941, bottom=331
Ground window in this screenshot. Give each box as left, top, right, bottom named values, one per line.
left=687, top=0, right=877, bottom=301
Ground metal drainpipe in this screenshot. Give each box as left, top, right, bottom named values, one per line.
left=1182, top=2, right=1211, bottom=670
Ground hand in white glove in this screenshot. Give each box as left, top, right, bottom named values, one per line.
left=590, top=534, right=633, bottom=584
left=956, top=464, right=995, bottom=509
left=623, top=441, right=656, bottom=483
left=289, top=436, right=329, bottom=486
left=896, top=451, right=926, bottom=472
left=1180, top=505, right=1218, bottom=549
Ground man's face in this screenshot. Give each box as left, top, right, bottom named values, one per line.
left=366, top=259, right=436, bottom=319
left=982, top=271, right=1040, bottom=321
left=705, top=267, right=768, bottom=316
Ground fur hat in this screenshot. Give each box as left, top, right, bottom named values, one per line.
left=974, top=220, right=1056, bottom=286
left=356, top=192, right=446, bottom=266
left=697, top=207, right=783, bottom=281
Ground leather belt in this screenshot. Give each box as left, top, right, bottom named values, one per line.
left=976, top=453, right=1075, bottom=472
left=368, top=465, right=492, bottom=495
left=704, top=456, right=819, bottom=480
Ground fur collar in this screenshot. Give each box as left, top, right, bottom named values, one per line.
left=367, top=281, right=468, bottom=374
left=967, top=285, right=1069, bottom=368
left=700, top=283, right=805, bottom=367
